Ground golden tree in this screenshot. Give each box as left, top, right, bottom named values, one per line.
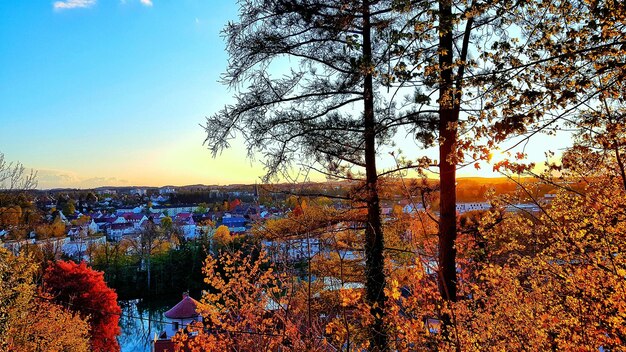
left=176, top=248, right=332, bottom=351
left=0, top=247, right=90, bottom=351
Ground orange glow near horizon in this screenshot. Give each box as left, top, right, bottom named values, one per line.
left=488, top=150, right=511, bottom=165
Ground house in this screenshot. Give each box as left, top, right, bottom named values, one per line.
left=542, top=193, right=557, bottom=204
left=86, top=210, right=104, bottom=219
left=192, top=213, right=213, bottom=224
left=148, top=212, right=165, bottom=225
left=108, top=223, right=135, bottom=241
left=62, top=235, right=106, bottom=261
left=36, top=197, right=56, bottom=210
left=268, top=237, right=323, bottom=262
left=175, top=213, right=196, bottom=239
left=505, top=203, right=541, bottom=213
left=130, top=188, right=147, bottom=196
left=93, top=216, right=119, bottom=232
left=67, top=227, right=85, bottom=239
left=57, top=210, right=70, bottom=225
left=88, top=219, right=99, bottom=234
left=35, top=237, right=69, bottom=258
left=153, top=293, right=201, bottom=352
left=150, top=195, right=169, bottom=205
left=159, top=186, right=176, bottom=195
left=152, top=205, right=200, bottom=217
left=220, top=214, right=247, bottom=234
left=2, top=238, right=36, bottom=256
left=175, top=212, right=194, bottom=224
left=120, top=213, right=148, bottom=229
left=403, top=203, right=425, bottom=214
left=163, top=293, right=202, bottom=337
left=456, top=202, right=491, bottom=214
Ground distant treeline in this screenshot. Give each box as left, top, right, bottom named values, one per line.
left=168, top=191, right=253, bottom=204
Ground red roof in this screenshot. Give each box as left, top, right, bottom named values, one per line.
left=164, top=295, right=200, bottom=319
left=110, top=223, right=133, bottom=230
left=122, top=213, right=145, bottom=221
left=153, top=340, right=176, bottom=352
left=153, top=338, right=193, bottom=352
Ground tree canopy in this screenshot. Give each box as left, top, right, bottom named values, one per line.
left=43, top=260, right=122, bottom=352
left=0, top=248, right=90, bottom=352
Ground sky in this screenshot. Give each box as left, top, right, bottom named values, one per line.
left=0, top=1, right=573, bottom=189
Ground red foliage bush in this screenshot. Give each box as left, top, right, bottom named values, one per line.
left=44, top=260, right=121, bottom=352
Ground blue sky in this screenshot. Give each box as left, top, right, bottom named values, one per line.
left=0, top=1, right=572, bottom=189
left=0, top=0, right=270, bottom=188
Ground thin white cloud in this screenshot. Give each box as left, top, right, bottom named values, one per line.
left=36, top=169, right=130, bottom=189
left=119, top=0, right=152, bottom=7
left=53, top=0, right=96, bottom=10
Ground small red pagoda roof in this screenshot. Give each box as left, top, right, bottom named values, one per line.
left=164, top=295, right=200, bottom=319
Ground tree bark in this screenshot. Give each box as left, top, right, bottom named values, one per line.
left=362, top=1, right=388, bottom=350
left=437, top=0, right=458, bottom=303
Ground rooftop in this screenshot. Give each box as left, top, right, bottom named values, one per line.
left=164, top=294, right=200, bottom=320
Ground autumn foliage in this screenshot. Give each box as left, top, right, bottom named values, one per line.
left=0, top=248, right=90, bottom=352
left=176, top=249, right=301, bottom=351
left=43, top=260, right=122, bottom=352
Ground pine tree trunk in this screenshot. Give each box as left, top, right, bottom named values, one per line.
left=362, top=1, right=387, bottom=350
left=438, top=0, right=458, bottom=303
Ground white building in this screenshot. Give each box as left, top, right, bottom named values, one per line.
left=130, top=188, right=147, bottom=196
left=456, top=202, right=491, bottom=214
left=162, top=293, right=202, bottom=339
left=159, top=187, right=176, bottom=195
left=62, top=235, right=106, bottom=261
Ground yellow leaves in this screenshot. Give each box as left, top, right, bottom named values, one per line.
left=191, top=174, right=626, bottom=351
left=6, top=299, right=91, bottom=352
left=388, top=279, right=402, bottom=300
left=194, top=248, right=300, bottom=350
left=213, top=225, right=233, bottom=246
left=459, top=176, right=626, bottom=350
left=0, top=248, right=90, bottom=351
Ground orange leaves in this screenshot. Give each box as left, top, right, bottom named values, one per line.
left=0, top=205, right=22, bottom=227
left=339, top=287, right=363, bottom=307
left=229, top=198, right=241, bottom=212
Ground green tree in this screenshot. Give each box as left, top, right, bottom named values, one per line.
left=126, top=220, right=169, bottom=292
left=195, top=202, right=209, bottom=214
left=161, top=216, right=173, bottom=232
left=62, top=199, right=76, bottom=216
